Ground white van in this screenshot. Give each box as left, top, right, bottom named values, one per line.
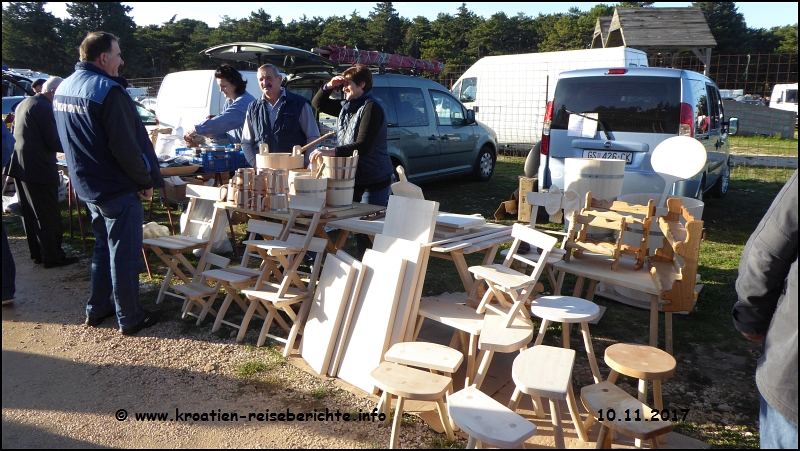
left=769, top=83, right=798, bottom=122
left=450, top=47, right=649, bottom=148
left=154, top=69, right=261, bottom=131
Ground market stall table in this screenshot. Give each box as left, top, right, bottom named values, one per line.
left=551, top=254, right=674, bottom=354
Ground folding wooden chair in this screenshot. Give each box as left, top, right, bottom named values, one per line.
left=468, top=223, right=558, bottom=327
left=143, top=184, right=223, bottom=304
left=174, top=252, right=230, bottom=325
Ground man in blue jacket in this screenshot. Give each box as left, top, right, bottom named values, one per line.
left=54, top=31, right=164, bottom=336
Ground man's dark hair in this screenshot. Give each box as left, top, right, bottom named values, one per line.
left=31, top=79, right=46, bottom=90
left=215, top=64, right=247, bottom=96
left=342, top=65, right=373, bottom=92
left=79, top=31, right=118, bottom=63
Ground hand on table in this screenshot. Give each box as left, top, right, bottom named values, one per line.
left=182, top=129, right=196, bottom=143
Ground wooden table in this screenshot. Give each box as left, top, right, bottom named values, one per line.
left=327, top=218, right=513, bottom=303
left=551, top=255, right=674, bottom=354
left=216, top=201, right=385, bottom=254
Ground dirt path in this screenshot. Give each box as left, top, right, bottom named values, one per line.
left=1, top=236, right=445, bottom=448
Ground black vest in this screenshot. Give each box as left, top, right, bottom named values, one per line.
left=247, top=91, right=309, bottom=153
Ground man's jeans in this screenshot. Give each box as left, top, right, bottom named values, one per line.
left=353, top=185, right=391, bottom=260
left=761, top=394, right=798, bottom=449
left=2, top=223, right=15, bottom=301
left=86, top=192, right=144, bottom=329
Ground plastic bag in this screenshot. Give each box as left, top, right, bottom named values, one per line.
left=142, top=221, right=170, bottom=239
left=57, top=170, right=69, bottom=203
left=155, top=133, right=185, bottom=159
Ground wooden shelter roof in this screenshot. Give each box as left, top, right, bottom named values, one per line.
left=603, top=7, right=717, bottom=51
left=592, top=17, right=613, bottom=49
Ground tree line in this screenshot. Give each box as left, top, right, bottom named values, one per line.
left=2, top=1, right=797, bottom=80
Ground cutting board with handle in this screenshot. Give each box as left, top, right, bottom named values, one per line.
left=390, top=165, right=425, bottom=200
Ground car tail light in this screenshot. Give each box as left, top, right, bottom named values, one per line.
left=540, top=101, right=554, bottom=156
left=679, top=102, right=694, bottom=137
left=606, top=68, right=627, bottom=75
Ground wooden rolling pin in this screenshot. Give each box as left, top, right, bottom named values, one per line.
left=297, top=132, right=335, bottom=154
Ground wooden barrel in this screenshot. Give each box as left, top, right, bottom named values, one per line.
left=326, top=178, right=356, bottom=208
left=564, top=158, right=625, bottom=239
left=291, top=176, right=327, bottom=206
left=320, top=155, right=358, bottom=179
left=256, top=152, right=303, bottom=170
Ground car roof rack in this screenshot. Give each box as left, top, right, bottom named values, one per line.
left=312, top=46, right=444, bottom=75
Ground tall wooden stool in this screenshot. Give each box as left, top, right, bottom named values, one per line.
left=371, top=361, right=454, bottom=449
left=604, top=343, right=676, bottom=446
left=581, top=381, right=673, bottom=449
left=473, top=310, right=534, bottom=389
left=530, top=295, right=603, bottom=384
left=508, top=345, right=588, bottom=448
left=449, top=385, right=537, bottom=449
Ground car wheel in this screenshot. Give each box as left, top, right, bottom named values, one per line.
left=710, top=161, right=730, bottom=198
left=473, top=145, right=495, bottom=181
left=696, top=176, right=705, bottom=202
left=390, top=160, right=402, bottom=184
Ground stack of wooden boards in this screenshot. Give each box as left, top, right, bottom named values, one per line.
left=299, top=195, right=440, bottom=394
left=433, top=213, right=486, bottom=239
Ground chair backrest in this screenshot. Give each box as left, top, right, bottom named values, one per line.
left=182, top=184, right=225, bottom=238
left=240, top=219, right=284, bottom=267
left=504, top=223, right=558, bottom=283
left=527, top=191, right=574, bottom=249
left=195, top=252, right=231, bottom=285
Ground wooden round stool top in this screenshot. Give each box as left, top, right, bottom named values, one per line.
left=530, top=295, right=600, bottom=323
left=604, top=343, right=676, bottom=381
left=371, top=361, right=452, bottom=400
left=512, top=345, right=575, bottom=399
left=384, top=341, right=464, bottom=374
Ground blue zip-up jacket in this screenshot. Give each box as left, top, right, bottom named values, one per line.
left=247, top=90, right=308, bottom=154
left=193, top=90, right=256, bottom=144
left=54, top=62, right=163, bottom=203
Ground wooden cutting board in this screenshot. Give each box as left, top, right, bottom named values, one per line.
left=390, top=166, right=424, bottom=200
left=436, top=212, right=485, bottom=230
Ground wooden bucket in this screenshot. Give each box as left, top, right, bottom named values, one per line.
left=256, top=152, right=304, bottom=170
left=319, top=155, right=358, bottom=179
left=564, top=158, right=625, bottom=239
left=288, top=169, right=312, bottom=195
left=291, top=176, right=327, bottom=205
left=326, top=178, right=355, bottom=208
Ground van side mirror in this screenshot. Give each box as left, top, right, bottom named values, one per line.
left=726, top=117, right=739, bottom=135
left=466, top=109, right=475, bottom=124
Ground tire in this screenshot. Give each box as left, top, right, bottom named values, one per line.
left=473, top=145, right=495, bottom=181
left=696, top=176, right=705, bottom=202
left=524, top=142, right=541, bottom=178
left=710, top=161, right=730, bottom=198
left=390, top=159, right=401, bottom=184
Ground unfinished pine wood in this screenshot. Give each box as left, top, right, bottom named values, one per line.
left=300, top=254, right=356, bottom=376
left=436, top=212, right=485, bottom=230
left=372, top=234, right=425, bottom=348
left=327, top=251, right=367, bottom=377
left=384, top=341, right=464, bottom=374
left=382, top=196, right=439, bottom=244
left=336, top=250, right=407, bottom=394
left=390, top=165, right=425, bottom=200
left=581, top=381, right=674, bottom=440
left=448, top=386, right=538, bottom=449
left=605, top=343, right=676, bottom=381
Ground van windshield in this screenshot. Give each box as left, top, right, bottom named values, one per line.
left=551, top=76, right=681, bottom=134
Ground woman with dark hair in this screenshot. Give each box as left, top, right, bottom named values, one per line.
left=310, top=65, right=393, bottom=258
left=184, top=64, right=256, bottom=144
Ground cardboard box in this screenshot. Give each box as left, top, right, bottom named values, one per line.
left=517, top=176, right=537, bottom=223
left=494, top=199, right=517, bottom=220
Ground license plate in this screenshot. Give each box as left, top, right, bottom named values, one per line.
left=583, top=150, right=633, bottom=164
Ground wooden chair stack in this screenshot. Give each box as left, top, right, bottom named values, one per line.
left=175, top=252, right=231, bottom=324
left=565, top=191, right=656, bottom=271
left=647, top=197, right=705, bottom=313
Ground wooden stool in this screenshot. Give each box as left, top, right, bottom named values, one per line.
left=509, top=345, right=588, bottom=448
left=581, top=381, right=673, bottom=449
left=449, top=385, right=537, bottom=449
left=371, top=361, right=455, bottom=449
left=530, top=295, right=603, bottom=384
left=604, top=343, right=676, bottom=446
left=473, top=310, right=534, bottom=389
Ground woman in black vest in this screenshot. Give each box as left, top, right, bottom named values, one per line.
left=311, top=65, right=394, bottom=258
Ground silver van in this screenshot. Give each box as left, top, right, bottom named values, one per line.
left=198, top=43, right=499, bottom=182
left=538, top=67, right=738, bottom=200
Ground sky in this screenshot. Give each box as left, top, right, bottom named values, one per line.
left=33, top=2, right=797, bottom=30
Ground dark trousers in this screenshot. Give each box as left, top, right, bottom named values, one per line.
left=14, top=179, right=65, bottom=264
left=2, top=223, right=15, bottom=301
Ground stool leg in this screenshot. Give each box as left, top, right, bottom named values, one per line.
left=649, top=437, right=661, bottom=449
left=473, top=350, right=494, bottom=390
left=665, top=312, right=673, bottom=355
left=465, top=333, right=478, bottom=387
left=435, top=398, right=455, bottom=441
left=566, top=383, right=589, bottom=442
left=562, top=322, right=571, bottom=349
left=549, top=398, right=565, bottom=449
left=635, top=378, right=649, bottom=448
left=654, top=379, right=667, bottom=445
left=607, top=370, right=619, bottom=384
left=526, top=394, right=546, bottom=419
left=466, top=436, right=477, bottom=449
left=534, top=319, right=550, bottom=346
left=508, top=387, right=522, bottom=411
left=596, top=424, right=612, bottom=449
left=390, top=396, right=405, bottom=449
left=580, top=322, right=603, bottom=384
left=377, top=391, right=390, bottom=426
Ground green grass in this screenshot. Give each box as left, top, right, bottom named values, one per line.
left=729, top=134, right=798, bottom=157
left=234, top=360, right=269, bottom=377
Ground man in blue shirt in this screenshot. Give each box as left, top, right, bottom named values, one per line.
left=183, top=65, right=255, bottom=145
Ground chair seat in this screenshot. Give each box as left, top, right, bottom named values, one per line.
left=252, top=240, right=304, bottom=255
left=479, top=310, right=533, bottom=352
left=582, top=382, right=674, bottom=440
left=468, top=264, right=534, bottom=290
left=604, top=343, right=676, bottom=381
left=172, top=282, right=217, bottom=298
left=417, top=300, right=483, bottom=335
left=384, top=341, right=464, bottom=374
left=449, top=386, right=537, bottom=448
left=371, top=361, right=451, bottom=400
left=512, top=345, right=575, bottom=400
left=203, top=268, right=259, bottom=284
left=242, top=286, right=307, bottom=305
left=529, top=295, right=600, bottom=324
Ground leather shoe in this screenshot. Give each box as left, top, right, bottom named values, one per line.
left=85, top=311, right=116, bottom=327
left=120, top=310, right=161, bottom=336
left=44, top=256, right=79, bottom=268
